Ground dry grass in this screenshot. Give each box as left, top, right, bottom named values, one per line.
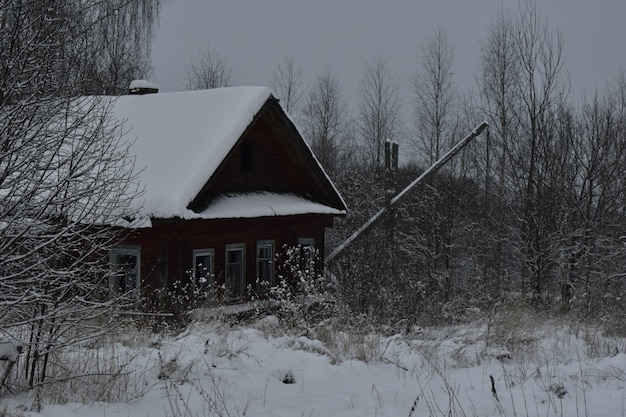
left=3, top=300, right=626, bottom=417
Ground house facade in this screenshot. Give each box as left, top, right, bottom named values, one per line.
left=107, top=86, right=346, bottom=301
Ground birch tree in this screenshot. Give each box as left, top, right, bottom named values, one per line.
left=511, top=1, right=567, bottom=299
left=356, top=56, right=403, bottom=168
left=408, top=27, right=462, bottom=301
left=412, top=26, right=457, bottom=166
left=271, top=54, right=305, bottom=116
left=79, top=0, right=161, bottom=95
left=301, top=69, right=352, bottom=176
left=477, top=8, right=521, bottom=299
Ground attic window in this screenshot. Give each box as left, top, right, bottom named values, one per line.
left=241, top=143, right=254, bottom=171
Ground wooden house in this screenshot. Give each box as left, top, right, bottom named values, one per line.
left=107, top=86, right=347, bottom=301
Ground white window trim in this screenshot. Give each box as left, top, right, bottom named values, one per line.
left=225, top=243, right=246, bottom=298
left=297, top=237, right=316, bottom=266
left=256, top=240, right=275, bottom=286
left=193, top=248, right=215, bottom=288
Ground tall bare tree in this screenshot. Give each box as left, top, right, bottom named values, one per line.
left=511, top=1, right=567, bottom=299
left=301, top=69, right=352, bottom=176
left=407, top=27, right=463, bottom=302
left=476, top=8, right=521, bottom=298
left=184, top=39, right=232, bottom=90
left=271, top=54, right=305, bottom=116
left=412, top=26, right=457, bottom=166
left=356, top=56, right=403, bottom=169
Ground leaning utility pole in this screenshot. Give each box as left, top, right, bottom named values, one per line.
left=326, top=121, right=489, bottom=266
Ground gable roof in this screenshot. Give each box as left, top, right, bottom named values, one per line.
left=107, top=87, right=346, bottom=224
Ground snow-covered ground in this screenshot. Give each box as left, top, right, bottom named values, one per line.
left=5, top=311, right=626, bottom=417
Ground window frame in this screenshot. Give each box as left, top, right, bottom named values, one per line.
left=109, top=245, right=141, bottom=296
left=297, top=237, right=315, bottom=249
left=192, top=248, right=215, bottom=291
left=297, top=237, right=316, bottom=268
left=256, top=240, right=275, bottom=287
left=225, top=243, right=246, bottom=298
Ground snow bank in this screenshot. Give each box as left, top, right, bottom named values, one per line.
left=16, top=320, right=626, bottom=417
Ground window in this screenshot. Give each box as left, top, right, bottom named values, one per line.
left=298, top=237, right=315, bottom=249
left=193, top=248, right=214, bottom=292
left=256, top=240, right=274, bottom=286
left=241, top=143, right=254, bottom=171
left=225, top=244, right=245, bottom=297
left=297, top=237, right=315, bottom=268
left=109, top=246, right=141, bottom=294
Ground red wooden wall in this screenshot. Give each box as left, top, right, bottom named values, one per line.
left=122, top=214, right=333, bottom=297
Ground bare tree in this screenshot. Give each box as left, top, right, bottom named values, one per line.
left=356, top=56, right=403, bottom=168
left=407, top=27, right=462, bottom=302
left=0, top=0, right=162, bottom=98
left=412, top=26, right=457, bottom=166
left=1, top=0, right=79, bottom=102
left=476, top=8, right=521, bottom=298
left=78, top=0, right=161, bottom=95
left=0, top=0, right=153, bottom=396
left=472, top=6, right=626, bottom=315
left=184, top=39, right=232, bottom=90
left=474, top=3, right=568, bottom=302
left=271, top=54, right=305, bottom=116
left=301, top=69, right=353, bottom=176
left=479, top=8, right=520, bottom=202
left=510, top=1, right=567, bottom=299
left=561, top=85, right=626, bottom=315
left=1, top=98, right=141, bottom=390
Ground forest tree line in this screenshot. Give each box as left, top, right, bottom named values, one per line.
left=257, top=4, right=626, bottom=327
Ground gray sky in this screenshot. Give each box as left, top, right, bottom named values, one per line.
left=152, top=0, right=625, bottom=111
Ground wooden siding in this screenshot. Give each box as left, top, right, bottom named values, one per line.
left=210, top=116, right=311, bottom=195
left=191, top=99, right=346, bottom=212
left=121, top=214, right=333, bottom=297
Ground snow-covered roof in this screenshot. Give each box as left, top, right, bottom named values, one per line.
left=199, top=192, right=345, bottom=219
left=111, top=87, right=270, bottom=216
left=126, top=192, right=345, bottom=228
left=106, top=86, right=345, bottom=225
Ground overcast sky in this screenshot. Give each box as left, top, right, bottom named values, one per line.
left=151, top=0, right=625, bottom=112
